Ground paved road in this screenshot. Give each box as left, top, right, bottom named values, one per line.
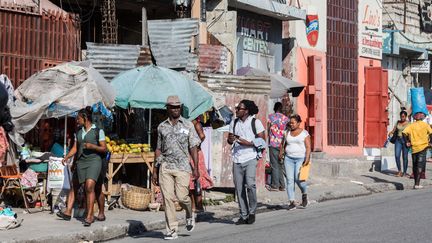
left=111, top=190, right=432, bottom=243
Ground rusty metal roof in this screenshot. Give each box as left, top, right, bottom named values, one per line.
left=199, top=44, right=230, bottom=74
left=199, top=73, right=271, bottom=95
left=0, top=0, right=70, bottom=17
left=85, top=42, right=151, bottom=81
left=148, top=18, right=199, bottom=69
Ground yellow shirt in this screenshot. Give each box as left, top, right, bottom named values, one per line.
left=402, top=121, right=432, bottom=154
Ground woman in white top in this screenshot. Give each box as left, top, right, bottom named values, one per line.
left=279, top=114, right=311, bottom=210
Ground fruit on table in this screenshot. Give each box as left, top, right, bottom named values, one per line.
left=105, top=136, right=152, bottom=154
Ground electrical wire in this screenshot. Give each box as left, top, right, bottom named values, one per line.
left=377, top=0, right=432, bottom=44
left=80, top=0, right=97, bottom=24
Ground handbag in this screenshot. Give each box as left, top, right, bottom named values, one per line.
left=389, top=132, right=398, bottom=144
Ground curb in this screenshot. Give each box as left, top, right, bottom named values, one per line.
left=8, top=181, right=432, bottom=243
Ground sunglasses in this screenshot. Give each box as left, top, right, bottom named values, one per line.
left=235, top=107, right=246, bottom=111
left=167, top=105, right=181, bottom=110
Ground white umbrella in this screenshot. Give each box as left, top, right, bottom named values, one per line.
left=11, top=61, right=116, bottom=135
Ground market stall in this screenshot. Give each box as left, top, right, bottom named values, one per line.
left=7, top=61, right=116, bottom=211
left=109, top=65, right=214, bottom=206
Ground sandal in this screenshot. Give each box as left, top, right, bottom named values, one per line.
left=56, top=211, right=71, bottom=221
left=83, top=218, right=94, bottom=227
left=95, top=216, right=106, bottom=221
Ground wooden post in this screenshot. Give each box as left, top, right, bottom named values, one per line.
left=142, top=7, right=148, bottom=46
left=107, top=161, right=114, bottom=202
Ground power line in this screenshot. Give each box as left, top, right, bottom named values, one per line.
left=378, top=0, right=432, bottom=44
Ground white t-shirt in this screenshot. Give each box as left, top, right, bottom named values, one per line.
left=284, top=130, right=309, bottom=158
left=229, top=116, right=265, bottom=164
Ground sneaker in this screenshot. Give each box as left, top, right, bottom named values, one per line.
left=185, top=217, right=195, bottom=232
left=235, top=217, right=248, bottom=225
left=164, top=231, right=178, bottom=240
left=247, top=214, right=255, bottom=224
left=414, top=185, right=424, bottom=189
left=301, top=194, right=308, bottom=208
left=287, top=201, right=296, bottom=211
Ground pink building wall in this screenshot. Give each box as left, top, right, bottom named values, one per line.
left=293, top=49, right=382, bottom=156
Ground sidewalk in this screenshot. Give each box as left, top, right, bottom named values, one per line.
left=1, top=161, right=431, bottom=243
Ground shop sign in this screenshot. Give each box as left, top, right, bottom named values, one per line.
left=358, top=0, right=383, bottom=59
left=411, top=60, right=431, bottom=73
left=306, top=15, right=319, bottom=47
left=236, top=10, right=282, bottom=72
left=237, top=15, right=273, bottom=55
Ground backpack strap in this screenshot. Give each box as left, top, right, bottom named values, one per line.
left=251, top=118, right=257, bottom=138
left=233, top=117, right=258, bottom=138
left=233, top=118, right=239, bottom=135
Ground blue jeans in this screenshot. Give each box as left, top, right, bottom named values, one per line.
left=394, top=137, right=408, bottom=174
left=284, top=156, right=307, bottom=201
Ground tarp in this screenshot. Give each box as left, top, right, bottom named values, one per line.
left=237, top=66, right=305, bottom=98
left=10, top=61, right=116, bottom=134
left=111, top=65, right=213, bottom=120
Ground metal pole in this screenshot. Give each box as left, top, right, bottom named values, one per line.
left=148, top=109, right=152, bottom=145
left=142, top=7, right=148, bottom=46
left=64, top=116, right=67, bottom=157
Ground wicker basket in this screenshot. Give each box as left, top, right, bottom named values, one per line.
left=121, top=186, right=151, bottom=211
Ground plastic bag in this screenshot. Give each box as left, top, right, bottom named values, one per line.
left=410, top=87, right=429, bottom=116
left=47, top=157, right=70, bottom=189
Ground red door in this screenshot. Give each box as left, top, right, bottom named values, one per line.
left=306, top=56, right=323, bottom=151
left=364, top=67, right=388, bottom=147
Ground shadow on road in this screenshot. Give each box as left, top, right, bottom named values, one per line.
left=361, top=175, right=405, bottom=190
left=196, top=211, right=235, bottom=225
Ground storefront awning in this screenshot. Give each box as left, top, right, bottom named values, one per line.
left=228, top=0, right=306, bottom=21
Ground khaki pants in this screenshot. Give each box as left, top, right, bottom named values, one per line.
left=159, top=165, right=192, bottom=233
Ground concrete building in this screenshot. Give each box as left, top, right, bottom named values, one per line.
left=284, top=0, right=387, bottom=157
left=382, top=0, right=432, bottom=127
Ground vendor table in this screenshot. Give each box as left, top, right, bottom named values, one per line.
left=106, top=152, right=155, bottom=201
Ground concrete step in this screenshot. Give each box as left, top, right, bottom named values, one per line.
left=310, top=153, right=379, bottom=178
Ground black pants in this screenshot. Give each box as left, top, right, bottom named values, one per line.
left=412, top=149, right=427, bottom=186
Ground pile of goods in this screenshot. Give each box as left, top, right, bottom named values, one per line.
left=105, top=137, right=151, bottom=154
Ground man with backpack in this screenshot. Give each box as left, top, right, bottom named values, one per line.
left=227, top=100, right=265, bottom=225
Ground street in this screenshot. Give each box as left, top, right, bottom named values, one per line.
left=112, top=189, right=432, bottom=243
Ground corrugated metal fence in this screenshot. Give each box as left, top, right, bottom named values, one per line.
left=199, top=44, right=230, bottom=74
left=199, top=73, right=271, bottom=94
left=0, top=5, right=81, bottom=88
left=85, top=42, right=152, bottom=81
left=148, top=18, right=198, bottom=69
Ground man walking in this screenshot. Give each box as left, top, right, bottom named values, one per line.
left=227, top=100, right=265, bottom=225
left=267, top=102, right=288, bottom=191
left=152, top=96, right=200, bottom=240
left=403, top=112, right=432, bottom=189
